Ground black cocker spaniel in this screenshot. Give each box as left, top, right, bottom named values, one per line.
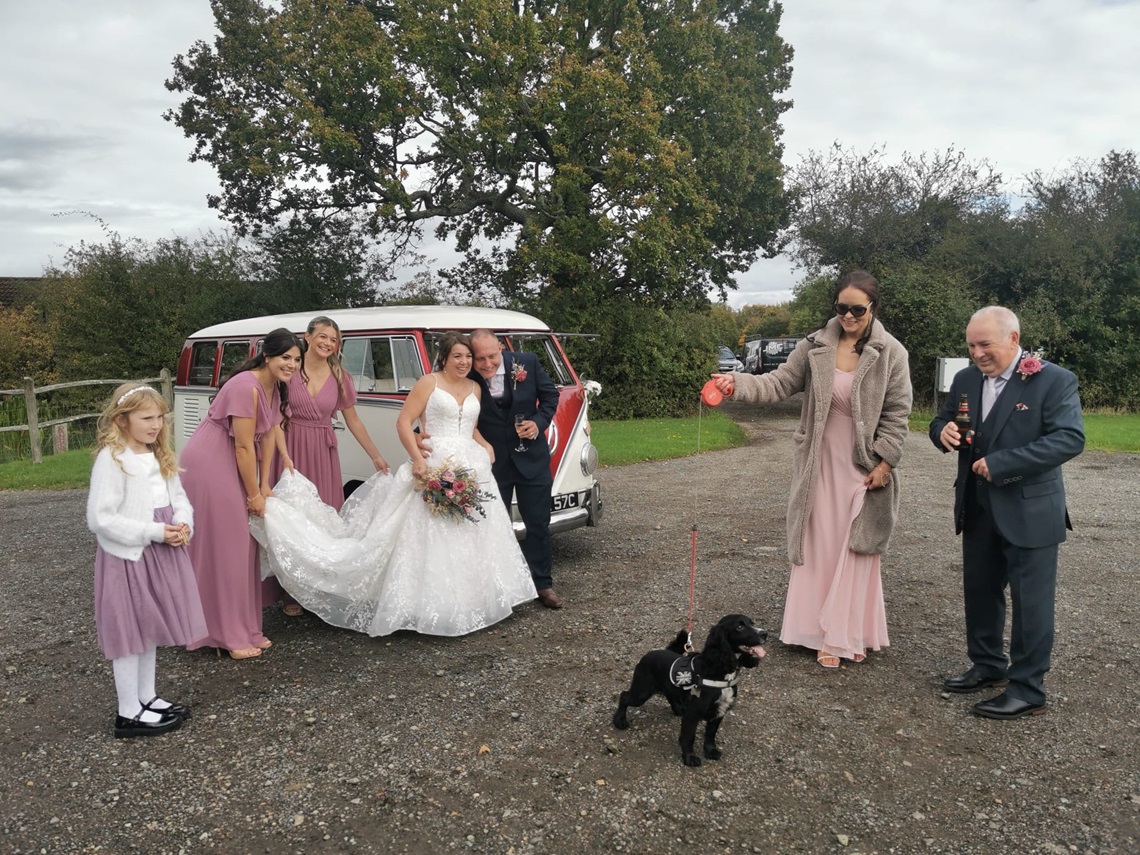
left=612, top=614, right=767, bottom=767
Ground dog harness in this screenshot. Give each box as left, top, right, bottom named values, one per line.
left=668, top=654, right=739, bottom=695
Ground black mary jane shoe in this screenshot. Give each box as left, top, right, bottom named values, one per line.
left=114, top=710, right=184, bottom=739
left=971, top=692, right=1047, bottom=720
left=141, top=696, right=191, bottom=721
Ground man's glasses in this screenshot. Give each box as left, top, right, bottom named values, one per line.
left=833, top=302, right=871, bottom=318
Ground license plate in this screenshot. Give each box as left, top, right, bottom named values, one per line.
left=551, top=492, right=580, bottom=511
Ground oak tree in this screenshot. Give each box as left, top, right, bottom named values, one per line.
left=165, top=0, right=793, bottom=307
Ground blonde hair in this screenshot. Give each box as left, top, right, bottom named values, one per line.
left=94, top=383, right=179, bottom=479
left=307, top=315, right=349, bottom=400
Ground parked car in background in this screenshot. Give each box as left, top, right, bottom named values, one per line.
left=758, top=337, right=800, bottom=373
left=740, top=337, right=802, bottom=374
left=742, top=338, right=763, bottom=373
left=717, top=345, right=744, bottom=374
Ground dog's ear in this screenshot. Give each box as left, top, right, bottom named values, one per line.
left=699, top=619, right=736, bottom=677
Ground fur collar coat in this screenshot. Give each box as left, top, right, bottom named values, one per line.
left=730, top=316, right=912, bottom=565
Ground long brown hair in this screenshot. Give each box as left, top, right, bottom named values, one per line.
left=95, top=383, right=179, bottom=479
left=221, top=327, right=304, bottom=429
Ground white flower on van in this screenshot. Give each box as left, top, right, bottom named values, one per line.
left=584, top=380, right=602, bottom=399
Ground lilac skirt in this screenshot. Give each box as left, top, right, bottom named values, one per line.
left=93, top=506, right=208, bottom=660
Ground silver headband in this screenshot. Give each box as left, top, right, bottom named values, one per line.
left=116, top=386, right=154, bottom=406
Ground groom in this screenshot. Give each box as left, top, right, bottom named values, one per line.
left=468, top=329, right=564, bottom=608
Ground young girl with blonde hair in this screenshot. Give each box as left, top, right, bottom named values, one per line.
left=87, top=383, right=207, bottom=737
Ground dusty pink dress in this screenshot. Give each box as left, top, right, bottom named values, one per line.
left=780, top=369, right=889, bottom=660
left=283, top=370, right=357, bottom=509
left=262, top=370, right=357, bottom=608
left=181, top=371, right=281, bottom=652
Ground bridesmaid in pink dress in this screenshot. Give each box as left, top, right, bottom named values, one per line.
left=266, top=316, right=390, bottom=617
left=710, top=271, right=912, bottom=668
left=181, top=328, right=303, bottom=659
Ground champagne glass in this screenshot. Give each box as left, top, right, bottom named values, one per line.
left=514, top=414, right=529, bottom=452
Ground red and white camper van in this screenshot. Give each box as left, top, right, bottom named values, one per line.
left=174, top=306, right=602, bottom=537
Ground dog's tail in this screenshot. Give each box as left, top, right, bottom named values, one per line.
left=666, top=630, right=689, bottom=654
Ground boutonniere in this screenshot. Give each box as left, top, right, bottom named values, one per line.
left=1015, top=402, right=1029, bottom=412
left=1017, top=353, right=1043, bottom=381
left=510, top=362, right=527, bottom=389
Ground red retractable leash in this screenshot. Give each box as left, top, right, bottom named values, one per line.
left=685, top=525, right=698, bottom=653
left=686, top=381, right=722, bottom=651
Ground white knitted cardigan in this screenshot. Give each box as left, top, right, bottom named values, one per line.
left=86, top=447, right=194, bottom=560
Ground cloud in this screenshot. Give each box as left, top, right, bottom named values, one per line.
left=1, top=0, right=1138, bottom=301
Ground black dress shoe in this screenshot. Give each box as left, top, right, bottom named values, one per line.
left=943, top=665, right=1009, bottom=694
left=114, top=711, right=184, bottom=739
left=972, top=692, right=1046, bottom=720
left=141, top=696, right=190, bottom=721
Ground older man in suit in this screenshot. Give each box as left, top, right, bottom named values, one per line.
left=468, top=329, right=564, bottom=609
left=930, top=306, right=1084, bottom=719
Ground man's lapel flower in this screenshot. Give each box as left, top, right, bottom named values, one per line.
left=1017, top=353, right=1043, bottom=381
left=510, top=362, right=528, bottom=389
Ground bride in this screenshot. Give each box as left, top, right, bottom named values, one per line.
left=252, top=332, right=538, bottom=637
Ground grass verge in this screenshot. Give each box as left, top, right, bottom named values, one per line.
left=591, top=410, right=749, bottom=467
left=1, top=409, right=1135, bottom=489
left=909, top=409, right=1140, bottom=453
left=0, top=449, right=93, bottom=491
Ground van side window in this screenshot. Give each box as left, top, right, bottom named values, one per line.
left=341, top=336, right=424, bottom=393
left=187, top=342, right=217, bottom=386
left=219, top=341, right=251, bottom=382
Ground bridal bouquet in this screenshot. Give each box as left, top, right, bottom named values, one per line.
left=414, top=459, right=494, bottom=524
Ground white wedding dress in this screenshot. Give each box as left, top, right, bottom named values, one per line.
left=252, top=385, right=538, bottom=637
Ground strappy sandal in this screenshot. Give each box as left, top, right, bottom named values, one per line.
left=228, top=647, right=262, bottom=660
left=816, top=651, right=840, bottom=669
left=257, top=638, right=273, bottom=650
left=282, top=603, right=304, bottom=617
left=852, top=653, right=866, bottom=663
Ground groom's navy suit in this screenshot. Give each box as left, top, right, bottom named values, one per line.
left=930, top=357, right=1084, bottom=704
left=470, top=351, right=560, bottom=590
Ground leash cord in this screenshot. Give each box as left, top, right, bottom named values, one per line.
left=686, top=525, right=697, bottom=652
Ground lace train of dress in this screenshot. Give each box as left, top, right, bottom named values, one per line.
left=251, top=388, right=537, bottom=637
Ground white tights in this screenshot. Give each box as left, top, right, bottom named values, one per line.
left=111, top=647, right=172, bottom=722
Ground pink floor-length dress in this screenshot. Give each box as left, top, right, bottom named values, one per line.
left=283, top=370, right=356, bottom=509
left=181, top=371, right=281, bottom=652
left=780, top=369, right=889, bottom=660
left=262, top=370, right=358, bottom=607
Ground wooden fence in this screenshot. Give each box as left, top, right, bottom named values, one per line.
left=0, top=369, right=173, bottom=464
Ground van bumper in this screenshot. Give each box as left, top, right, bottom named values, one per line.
left=511, top=482, right=602, bottom=539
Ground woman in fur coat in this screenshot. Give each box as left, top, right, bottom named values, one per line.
left=711, top=270, right=912, bottom=667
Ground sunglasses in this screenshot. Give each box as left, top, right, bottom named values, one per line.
left=833, top=302, right=872, bottom=318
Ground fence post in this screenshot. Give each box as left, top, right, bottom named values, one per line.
left=160, top=367, right=173, bottom=410
left=53, top=423, right=69, bottom=454
left=23, top=376, right=42, bottom=464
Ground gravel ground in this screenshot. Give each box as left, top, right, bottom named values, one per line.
left=1, top=398, right=1138, bottom=855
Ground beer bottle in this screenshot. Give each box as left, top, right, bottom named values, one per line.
left=953, top=393, right=974, bottom=450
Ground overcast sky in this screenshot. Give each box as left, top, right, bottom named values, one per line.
left=2, top=0, right=1138, bottom=308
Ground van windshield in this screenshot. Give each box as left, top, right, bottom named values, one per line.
left=504, top=334, right=573, bottom=386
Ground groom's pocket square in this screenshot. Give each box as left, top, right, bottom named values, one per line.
left=1015, top=402, right=1029, bottom=411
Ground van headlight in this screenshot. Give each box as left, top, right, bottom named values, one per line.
left=580, top=442, right=598, bottom=475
